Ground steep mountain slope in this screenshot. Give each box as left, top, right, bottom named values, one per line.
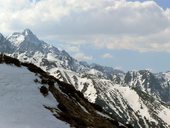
left=0, top=55, right=125, bottom=128
left=0, top=29, right=170, bottom=127
left=0, top=60, right=69, bottom=128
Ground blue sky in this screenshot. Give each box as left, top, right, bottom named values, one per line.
left=130, top=0, right=170, bottom=9
left=82, top=47, right=170, bottom=72
left=1, top=0, right=170, bottom=72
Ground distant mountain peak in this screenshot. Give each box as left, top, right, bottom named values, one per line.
left=22, top=28, right=34, bottom=36
left=7, top=29, right=42, bottom=47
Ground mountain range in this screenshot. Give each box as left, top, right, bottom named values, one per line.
left=0, top=54, right=126, bottom=128
left=0, top=29, right=170, bottom=127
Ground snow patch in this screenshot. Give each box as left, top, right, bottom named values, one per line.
left=0, top=64, right=69, bottom=128
left=8, top=34, right=25, bottom=47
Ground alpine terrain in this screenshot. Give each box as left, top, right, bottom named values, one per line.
left=0, top=54, right=125, bottom=128
left=0, top=29, right=170, bottom=127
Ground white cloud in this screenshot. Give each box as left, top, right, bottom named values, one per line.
left=93, top=28, right=170, bottom=52
left=66, top=45, right=80, bottom=53
left=74, top=53, right=93, bottom=61
left=101, top=53, right=113, bottom=59
left=60, top=44, right=80, bottom=53
left=0, top=0, right=170, bottom=52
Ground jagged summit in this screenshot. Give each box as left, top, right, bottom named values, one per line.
left=22, top=28, right=34, bottom=36
left=7, top=29, right=42, bottom=47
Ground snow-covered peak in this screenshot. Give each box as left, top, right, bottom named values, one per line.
left=8, top=29, right=42, bottom=47
left=8, top=33, right=25, bottom=47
